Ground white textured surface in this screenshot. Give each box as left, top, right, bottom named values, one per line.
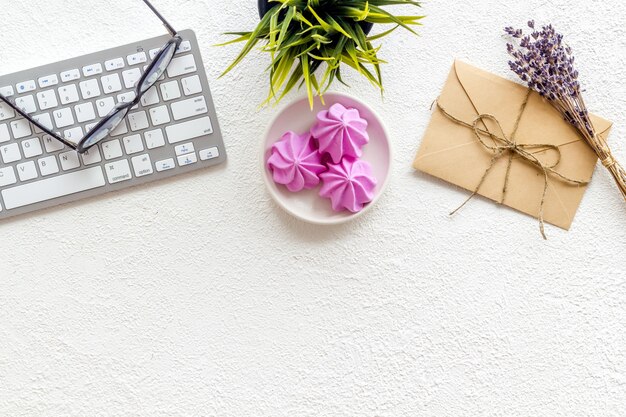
left=1, top=1, right=626, bottom=416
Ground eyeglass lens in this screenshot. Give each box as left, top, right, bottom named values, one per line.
left=139, top=41, right=178, bottom=94
left=80, top=105, right=131, bottom=150
left=80, top=41, right=178, bottom=151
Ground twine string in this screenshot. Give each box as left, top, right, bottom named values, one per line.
left=601, top=154, right=617, bottom=169
left=437, top=90, right=589, bottom=239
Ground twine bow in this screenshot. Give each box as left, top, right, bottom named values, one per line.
left=436, top=90, right=589, bottom=239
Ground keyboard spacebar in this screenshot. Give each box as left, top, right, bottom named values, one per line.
left=2, top=166, right=106, bottom=210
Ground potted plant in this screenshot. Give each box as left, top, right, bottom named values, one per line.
left=219, top=0, right=424, bottom=108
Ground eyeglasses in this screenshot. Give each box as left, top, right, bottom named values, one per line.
left=0, top=0, right=181, bottom=154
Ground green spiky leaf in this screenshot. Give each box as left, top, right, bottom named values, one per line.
left=219, top=0, right=424, bottom=108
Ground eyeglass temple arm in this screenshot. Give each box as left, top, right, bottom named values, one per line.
left=142, top=0, right=177, bottom=36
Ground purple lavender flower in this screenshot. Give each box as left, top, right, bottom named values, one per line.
left=505, top=21, right=626, bottom=204
left=505, top=21, right=591, bottom=135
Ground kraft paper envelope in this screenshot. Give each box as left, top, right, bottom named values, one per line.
left=413, top=60, right=613, bottom=230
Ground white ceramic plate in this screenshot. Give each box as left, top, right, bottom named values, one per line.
left=261, top=92, right=392, bottom=225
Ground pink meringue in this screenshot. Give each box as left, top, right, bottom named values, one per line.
left=311, top=103, right=369, bottom=164
left=319, top=157, right=377, bottom=213
left=267, top=131, right=326, bottom=192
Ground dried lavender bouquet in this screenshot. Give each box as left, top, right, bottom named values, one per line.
left=506, top=21, right=626, bottom=201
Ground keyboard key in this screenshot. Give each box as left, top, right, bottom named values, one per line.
left=140, top=86, right=159, bottom=106
left=149, top=48, right=161, bottom=60
left=16, top=80, right=36, bottom=93
left=10, top=119, right=32, bottom=139
left=104, top=159, right=132, bottom=184
left=38, top=155, right=59, bottom=176
left=81, top=147, right=102, bottom=165
left=131, top=154, right=153, bottom=177
left=0, top=103, right=16, bottom=121
left=0, top=85, right=15, bottom=97
left=79, top=79, right=101, bottom=99
left=155, top=158, right=175, bottom=172
left=60, top=69, right=80, bottom=82
left=165, top=116, right=213, bottom=144
left=123, top=134, right=144, bottom=155
left=58, top=84, right=80, bottom=105
left=149, top=105, right=170, bottom=126
left=160, top=80, right=181, bottom=101
left=21, top=138, right=43, bottom=158
left=1, top=143, right=21, bottom=163
left=32, top=113, right=54, bottom=133
left=128, top=111, right=149, bottom=131
left=75, top=102, right=96, bottom=123
left=110, top=120, right=128, bottom=137
left=16, top=161, right=38, bottom=181
left=102, top=139, right=123, bottom=160
left=53, top=108, right=74, bottom=128
left=144, top=129, right=165, bottom=149
left=181, top=75, right=202, bottom=96
left=171, top=96, right=208, bottom=121
left=82, top=63, right=103, bottom=77
left=43, top=134, right=64, bottom=153
left=122, top=68, right=141, bottom=89
left=59, top=150, right=81, bottom=171
left=177, top=152, right=197, bottom=167
left=167, top=55, right=197, bottom=78
left=36, top=89, right=58, bottom=111
left=105, top=57, right=125, bottom=71
left=95, top=97, right=115, bottom=118
left=199, top=147, right=220, bottom=161
left=176, top=40, right=192, bottom=55
left=117, top=91, right=136, bottom=104
left=2, top=166, right=105, bottom=210
left=175, top=142, right=194, bottom=156
left=127, top=51, right=147, bottom=66
left=101, top=73, right=122, bottom=93
left=16, top=95, right=37, bottom=114
left=63, top=127, right=83, bottom=144
left=0, top=166, right=17, bottom=187
left=0, top=124, right=9, bottom=142
left=38, top=74, right=59, bottom=88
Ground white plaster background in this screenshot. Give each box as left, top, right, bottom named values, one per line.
left=0, top=0, right=625, bottom=416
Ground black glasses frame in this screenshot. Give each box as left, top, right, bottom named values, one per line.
left=76, top=35, right=182, bottom=152
left=0, top=0, right=180, bottom=154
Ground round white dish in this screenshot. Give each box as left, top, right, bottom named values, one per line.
left=261, top=92, right=392, bottom=225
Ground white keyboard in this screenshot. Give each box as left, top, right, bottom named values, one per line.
left=0, top=29, right=226, bottom=220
